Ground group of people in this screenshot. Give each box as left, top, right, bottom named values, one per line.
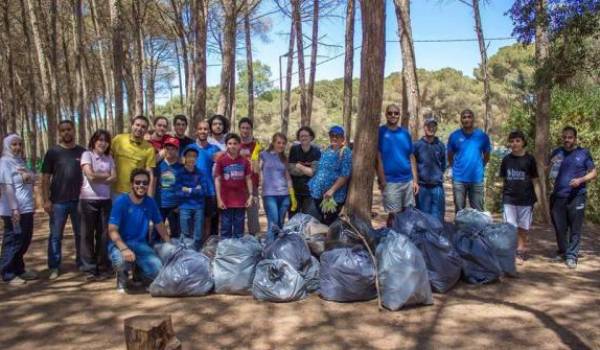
left=0, top=105, right=596, bottom=292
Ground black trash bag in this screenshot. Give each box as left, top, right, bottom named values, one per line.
left=149, top=247, right=214, bottom=297
left=482, top=223, right=518, bottom=277
left=213, top=235, right=263, bottom=294
left=392, top=207, right=444, bottom=236
left=263, top=230, right=312, bottom=272
left=454, top=231, right=503, bottom=284
left=376, top=231, right=433, bottom=310
left=455, top=208, right=493, bottom=234
left=201, top=235, right=220, bottom=260
left=302, top=256, right=320, bottom=293
left=252, top=259, right=308, bottom=302
left=325, top=219, right=364, bottom=251
left=319, top=246, right=377, bottom=302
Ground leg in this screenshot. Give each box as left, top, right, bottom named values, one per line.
left=1, top=216, right=22, bottom=281
left=468, top=183, right=485, bottom=212
left=219, top=209, right=234, bottom=239
left=263, top=196, right=279, bottom=243
left=47, top=202, right=69, bottom=270
left=416, top=186, right=433, bottom=215
left=306, top=197, right=324, bottom=223
left=246, top=187, right=260, bottom=235
left=430, top=185, right=446, bottom=223
left=551, top=197, right=568, bottom=257
left=78, top=200, right=98, bottom=273
left=233, top=208, right=246, bottom=238
left=167, top=208, right=180, bottom=238
left=452, top=181, right=467, bottom=213
left=565, top=195, right=586, bottom=262
left=277, top=196, right=291, bottom=229
left=14, top=213, right=35, bottom=276
left=68, top=201, right=83, bottom=268
left=97, top=200, right=112, bottom=272
left=192, top=207, right=205, bottom=251
left=179, top=209, right=193, bottom=241
left=108, top=244, right=132, bottom=274
left=129, top=242, right=163, bottom=281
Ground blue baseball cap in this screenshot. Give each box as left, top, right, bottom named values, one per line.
left=328, top=125, right=345, bottom=137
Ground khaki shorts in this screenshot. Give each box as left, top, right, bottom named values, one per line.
left=383, top=181, right=415, bottom=213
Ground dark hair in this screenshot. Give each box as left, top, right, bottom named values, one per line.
left=183, top=147, right=198, bottom=157
left=296, top=126, right=315, bottom=140
left=59, top=119, right=75, bottom=128
left=173, top=114, right=188, bottom=126
left=131, top=115, right=150, bottom=126
left=460, top=109, right=474, bottom=118
left=153, top=116, right=169, bottom=127
left=88, top=129, right=112, bottom=155
left=225, top=133, right=241, bottom=144
left=508, top=130, right=527, bottom=146
left=129, top=168, right=150, bottom=183
left=562, top=126, right=578, bottom=138
left=208, top=114, right=230, bottom=134
left=238, top=117, right=253, bottom=129
left=268, top=132, right=288, bottom=164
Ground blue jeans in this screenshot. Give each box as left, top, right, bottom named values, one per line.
left=220, top=208, right=245, bottom=239
left=452, top=181, right=485, bottom=213
left=150, top=207, right=180, bottom=245
left=1, top=213, right=34, bottom=281
left=551, top=194, right=586, bottom=261
left=417, top=184, right=445, bottom=223
left=108, top=241, right=162, bottom=280
left=179, top=207, right=205, bottom=250
left=48, top=200, right=82, bottom=269
left=263, top=195, right=290, bottom=243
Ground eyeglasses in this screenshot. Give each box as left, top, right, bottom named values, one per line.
left=133, top=180, right=149, bottom=186
left=387, top=111, right=400, bottom=116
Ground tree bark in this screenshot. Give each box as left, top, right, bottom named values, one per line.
left=472, top=0, right=492, bottom=133
left=534, top=0, right=552, bottom=224
left=244, top=4, right=255, bottom=123
left=50, top=0, right=61, bottom=120
left=192, top=0, right=208, bottom=127
left=131, top=0, right=145, bottom=117
left=217, top=0, right=237, bottom=119
left=2, top=2, right=17, bottom=133
left=342, top=0, right=355, bottom=141
left=291, top=0, right=308, bottom=126
left=394, top=0, right=420, bottom=139
left=90, top=0, right=115, bottom=131
left=73, top=0, right=88, bottom=144
left=168, top=0, right=191, bottom=115
left=345, top=0, right=386, bottom=221
left=306, top=0, right=319, bottom=124
left=110, top=0, right=125, bottom=132
left=281, top=21, right=295, bottom=137
left=61, top=20, right=76, bottom=120
left=19, top=0, right=38, bottom=164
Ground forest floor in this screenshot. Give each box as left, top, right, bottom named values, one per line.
left=0, top=188, right=599, bottom=350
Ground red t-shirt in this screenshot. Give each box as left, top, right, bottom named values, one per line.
left=240, top=139, right=259, bottom=189
left=148, top=135, right=168, bottom=152
left=215, top=153, right=251, bottom=208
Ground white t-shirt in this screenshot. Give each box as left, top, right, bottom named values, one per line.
left=80, top=150, right=115, bottom=200
left=0, top=158, right=35, bottom=216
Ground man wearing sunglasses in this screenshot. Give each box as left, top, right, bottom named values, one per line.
left=107, top=168, right=170, bottom=293
left=377, top=104, right=419, bottom=227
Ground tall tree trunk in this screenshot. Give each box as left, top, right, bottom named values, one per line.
left=306, top=0, right=319, bottom=124
left=281, top=21, right=295, bottom=136
left=0, top=84, right=6, bottom=138
left=192, top=0, right=208, bottom=127
left=346, top=0, right=386, bottom=221
left=217, top=0, right=237, bottom=119
left=110, top=0, right=125, bottom=132
left=472, top=0, right=492, bottom=133
left=131, top=0, right=145, bottom=116
left=61, top=24, right=76, bottom=119
left=2, top=2, right=18, bottom=132
left=244, top=5, right=254, bottom=123
left=24, top=0, right=57, bottom=146
left=91, top=0, right=115, bottom=131
left=20, top=0, right=38, bottom=164
left=168, top=0, right=190, bottom=114
left=73, top=0, right=88, bottom=144
left=291, top=0, right=308, bottom=126
left=394, top=0, right=420, bottom=139
left=534, top=0, right=551, bottom=223
left=50, top=0, right=61, bottom=120
left=342, top=0, right=355, bottom=141
left=174, top=41, right=185, bottom=108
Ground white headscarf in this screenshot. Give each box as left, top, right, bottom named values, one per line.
left=1, top=134, right=25, bottom=168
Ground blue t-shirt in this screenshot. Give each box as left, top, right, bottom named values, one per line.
left=260, top=151, right=289, bottom=196
left=154, top=159, right=183, bottom=208
left=378, top=126, right=413, bottom=183
left=413, top=137, right=447, bottom=186
left=183, top=142, right=220, bottom=196
left=309, top=146, right=352, bottom=203
left=109, top=194, right=162, bottom=244
left=551, top=147, right=595, bottom=198
left=176, top=166, right=208, bottom=209
left=447, top=128, right=491, bottom=183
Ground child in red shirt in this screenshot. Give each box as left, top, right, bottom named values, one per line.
left=215, top=134, right=254, bottom=238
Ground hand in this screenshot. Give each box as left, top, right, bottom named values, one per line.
left=324, top=189, right=334, bottom=199
left=569, top=178, right=583, bottom=188
left=217, top=198, right=227, bottom=210
left=182, top=186, right=191, bottom=194
left=121, top=248, right=136, bottom=262
left=413, top=182, right=420, bottom=195
left=19, top=170, right=34, bottom=184
left=295, top=163, right=305, bottom=171
left=43, top=201, right=53, bottom=214
left=11, top=210, right=20, bottom=226
left=245, top=196, right=254, bottom=208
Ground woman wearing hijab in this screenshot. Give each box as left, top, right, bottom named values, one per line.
left=0, top=134, right=37, bottom=285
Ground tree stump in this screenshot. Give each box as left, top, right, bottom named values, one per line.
left=124, top=314, right=181, bottom=350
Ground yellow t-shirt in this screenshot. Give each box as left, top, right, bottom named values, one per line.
left=111, top=133, right=156, bottom=193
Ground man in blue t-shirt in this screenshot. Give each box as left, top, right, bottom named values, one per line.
left=447, top=109, right=491, bottom=213
left=376, top=104, right=419, bottom=226
left=549, top=126, right=597, bottom=269
left=108, top=168, right=170, bottom=293
left=414, top=117, right=447, bottom=223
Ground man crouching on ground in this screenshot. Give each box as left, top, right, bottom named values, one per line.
left=108, top=168, right=170, bottom=293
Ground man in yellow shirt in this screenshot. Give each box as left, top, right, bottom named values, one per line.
left=111, top=116, right=157, bottom=196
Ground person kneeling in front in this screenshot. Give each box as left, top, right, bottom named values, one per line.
left=108, top=168, right=170, bottom=293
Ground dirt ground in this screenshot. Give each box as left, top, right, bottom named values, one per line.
left=1, top=190, right=599, bottom=350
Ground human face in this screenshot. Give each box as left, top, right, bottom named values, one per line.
left=460, top=113, right=474, bottom=129
left=385, top=107, right=401, bottom=126
left=509, top=137, right=525, bottom=153
left=424, top=123, right=437, bottom=138
left=562, top=130, right=577, bottom=150
left=329, top=134, right=344, bottom=149
left=10, top=138, right=22, bottom=156
left=273, top=136, right=287, bottom=153
left=59, top=123, right=75, bottom=144
left=165, top=144, right=178, bottom=160
left=196, top=121, right=209, bottom=141
left=226, top=138, right=240, bottom=155
left=184, top=151, right=198, bottom=167
left=131, top=119, right=149, bottom=139
left=211, top=119, right=224, bottom=136
left=154, top=119, right=168, bottom=137
left=174, top=119, right=188, bottom=137
left=298, top=130, right=312, bottom=147
left=239, top=122, right=252, bottom=139
left=94, top=136, right=109, bottom=154
left=131, top=174, right=149, bottom=197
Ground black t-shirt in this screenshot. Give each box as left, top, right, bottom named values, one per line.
left=41, top=144, right=86, bottom=203
left=500, top=153, right=539, bottom=206
left=288, top=144, right=321, bottom=196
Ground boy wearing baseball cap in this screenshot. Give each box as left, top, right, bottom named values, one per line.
left=152, top=136, right=182, bottom=244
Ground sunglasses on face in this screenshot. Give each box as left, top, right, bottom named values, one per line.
left=133, top=180, right=149, bottom=186
left=387, top=111, right=400, bottom=116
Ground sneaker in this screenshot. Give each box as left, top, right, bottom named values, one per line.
left=85, top=272, right=99, bottom=281
left=7, top=276, right=27, bottom=285
left=19, top=270, right=39, bottom=281
left=48, top=269, right=60, bottom=280
left=565, top=259, right=577, bottom=269
left=551, top=255, right=564, bottom=263
left=116, top=271, right=129, bottom=293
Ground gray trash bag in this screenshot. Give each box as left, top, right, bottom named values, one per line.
left=154, top=238, right=191, bottom=263
left=263, top=230, right=312, bottom=272
left=455, top=208, right=493, bottom=234
left=376, top=231, right=433, bottom=310
left=213, top=235, right=263, bottom=295
left=319, top=246, right=377, bottom=302
left=283, top=213, right=317, bottom=235
left=392, top=207, right=444, bottom=236
left=454, top=231, right=503, bottom=284
left=302, top=256, right=320, bottom=293
left=482, top=223, right=518, bottom=277
left=149, top=247, right=214, bottom=297
left=201, top=235, right=219, bottom=260
left=252, top=259, right=308, bottom=302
